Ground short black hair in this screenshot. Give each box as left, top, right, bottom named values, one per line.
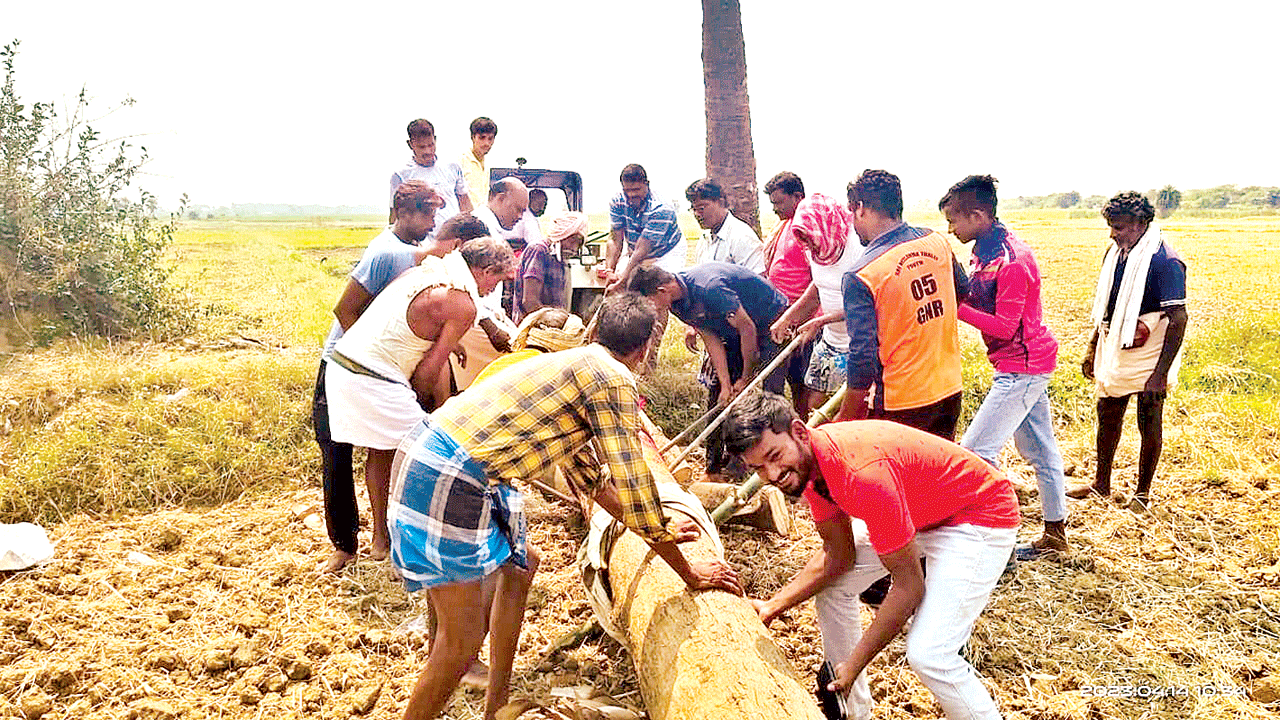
left=469, top=117, right=497, bottom=136
left=685, top=178, right=725, bottom=204
left=847, top=169, right=903, bottom=219
left=629, top=264, right=677, bottom=297
left=437, top=213, right=490, bottom=243
left=939, top=174, right=998, bottom=215
left=723, top=390, right=798, bottom=455
left=406, top=118, right=435, bottom=139
left=764, top=171, right=804, bottom=197
left=596, top=292, right=656, bottom=355
left=1102, top=191, right=1156, bottom=225
left=620, top=163, right=648, bottom=184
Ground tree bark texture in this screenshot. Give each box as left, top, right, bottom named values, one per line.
left=606, top=430, right=823, bottom=720
left=702, top=0, right=760, bottom=235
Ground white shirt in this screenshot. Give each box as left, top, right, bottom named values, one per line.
left=508, top=209, right=544, bottom=246
left=695, top=212, right=765, bottom=273
left=470, top=207, right=517, bottom=328
left=809, top=232, right=862, bottom=351
left=390, top=157, right=469, bottom=225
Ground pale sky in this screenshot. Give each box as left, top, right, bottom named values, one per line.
left=9, top=0, right=1278, bottom=213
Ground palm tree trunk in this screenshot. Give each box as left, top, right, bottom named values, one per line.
left=702, top=0, right=760, bottom=235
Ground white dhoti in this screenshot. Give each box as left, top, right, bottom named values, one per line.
left=1093, top=311, right=1176, bottom=398
left=325, top=361, right=426, bottom=450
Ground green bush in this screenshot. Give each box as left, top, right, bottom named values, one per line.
left=0, top=41, right=190, bottom=344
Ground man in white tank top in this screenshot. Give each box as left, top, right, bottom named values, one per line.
left=325, top=236, right=515, bottom=567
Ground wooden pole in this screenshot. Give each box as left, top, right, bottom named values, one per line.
left=606, top=430, right=825, bottom=720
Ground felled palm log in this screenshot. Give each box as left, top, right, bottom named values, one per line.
left=605, top=430, right=824, bottom=720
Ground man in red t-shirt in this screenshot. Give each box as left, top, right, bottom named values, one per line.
left=762, top=171, right=816, bottom=413
left=725, top=391, right=1018, bottom=720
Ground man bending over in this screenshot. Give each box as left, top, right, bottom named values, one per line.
left=389, top=292, right=741, bottom=720
left=725, top=390, right=1018, bottom=720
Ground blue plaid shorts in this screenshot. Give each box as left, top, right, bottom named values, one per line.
left=387, top=420, right=528, bottom=591
left=804, top=335, right=848, bottom=393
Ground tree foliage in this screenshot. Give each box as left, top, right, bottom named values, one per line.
left=1155, top=185, right=1181, bottom=217
left=0, top=41, right=189, bottom=343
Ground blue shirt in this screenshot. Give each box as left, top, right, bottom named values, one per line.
left=608, top=191, right=684, bottom=260
left=1102, top=242, right=1187, bottom=321
left=671, top=262, right=788, bottom=346
left=321, top=228, right=419, bottom=359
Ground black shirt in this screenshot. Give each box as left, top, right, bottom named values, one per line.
left=671, top=262, right=788, bottom=346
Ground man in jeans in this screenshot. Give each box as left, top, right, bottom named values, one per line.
left=725, top=390, right=1018, bottom=720
left=941, top=175, right=1068, bottom=557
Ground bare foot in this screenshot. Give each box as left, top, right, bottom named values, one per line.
left=317, top=550, right=355, bottom=575
left=459, top=659, right=489, bottom=689
left=1065, top=483, right=1107, bottom=500
left=367, top=542, right=390, bottom=562
left=1127, top=494, right=1150, bottom=513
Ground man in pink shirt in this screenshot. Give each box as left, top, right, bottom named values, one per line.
left=725, top=390, right=1018, bottom=720
left=762, top=171, right=816, bottom=413
left=940, top=175, right=1067, bottom=557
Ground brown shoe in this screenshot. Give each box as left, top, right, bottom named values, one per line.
left=1031, top=533, right=1069, bottom=552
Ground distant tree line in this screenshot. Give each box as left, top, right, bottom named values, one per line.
left=184, top=203, right=384, bottom=219
left=1008, top=184, right=1280, bottom=216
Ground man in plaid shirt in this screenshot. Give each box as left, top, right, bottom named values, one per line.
left=388, top=292, right=742, bottom=720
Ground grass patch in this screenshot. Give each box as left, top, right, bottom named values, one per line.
left=0, top=343, right=318, bottom=524
left=169, top=223, right=358, bottom=347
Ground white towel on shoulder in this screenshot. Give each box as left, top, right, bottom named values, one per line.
left=1089, top=223, right=1181, bottom=390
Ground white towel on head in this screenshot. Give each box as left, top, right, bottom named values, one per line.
left=1089, top=223, right=1181, bottom=390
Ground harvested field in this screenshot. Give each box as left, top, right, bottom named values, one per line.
left=3, top=449, right=1277, bottom=719
left=3, top=213, right=1279, bottom=719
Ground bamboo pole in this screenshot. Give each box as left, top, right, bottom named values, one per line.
left=710, top=384, right=847, bottom=525
left=669, top=334, right=807, bottom=469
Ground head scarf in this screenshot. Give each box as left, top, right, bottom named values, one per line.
left=513, top=307, right=588, bottom=352
left=790, top=193, right=853, bottom=266
left=546, top=211, right=590, bottom=261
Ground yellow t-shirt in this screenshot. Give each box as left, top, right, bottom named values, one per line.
left=459, top=152, right=487, bottom=210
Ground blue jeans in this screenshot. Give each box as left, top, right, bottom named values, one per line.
left=961, top=372, right=1067, bottom=523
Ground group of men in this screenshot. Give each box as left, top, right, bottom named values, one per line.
left=312, top=115, right=1189, bottom=720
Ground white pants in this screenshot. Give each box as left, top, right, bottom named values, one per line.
left=814, top=519, right=888, bottom=720
left=817, top=522, right=1016, bottom=720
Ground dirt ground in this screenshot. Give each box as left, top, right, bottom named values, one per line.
left=2, top=448, right=1279, bottom=720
